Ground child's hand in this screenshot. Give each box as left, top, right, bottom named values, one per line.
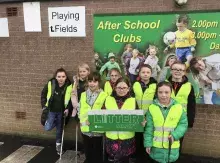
left=73, top=75, right=79, bottom=85
left=168, top=135, right=174, bottom=144
left=141, top=119, right=147, bottom=127
left=164, top=47, right=169, bottom=54
left=86, top=120, right=90, bottom=126
left=205, top=78, right=212, bottom=84
left=64, top=109, right=69, bottom=117
left=156, top=65, right=161, bottom=72
left=71, top=109, right=77, bottom=117
left=146, top=147, right=151, bottom=154
left=191, top=46, right=195, bottom=52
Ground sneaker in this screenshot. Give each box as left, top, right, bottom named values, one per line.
left=108, top=157, right=114, bottom=162
left=56, top=143, right=64, bottom=155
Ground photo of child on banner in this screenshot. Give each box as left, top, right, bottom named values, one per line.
left=190, top=53, right=220, bottom=104
left=164, top=14, right=196, bottom=69
left=94, top=52, right=103, bottom=72
left=144, top=45, right=161, bottom=80
left=99, top=52, right=121, bottom=80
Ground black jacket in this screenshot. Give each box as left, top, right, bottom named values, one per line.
left=168, top=76, right=196, bottom=128
left=41, top=78, right=73, bottom=124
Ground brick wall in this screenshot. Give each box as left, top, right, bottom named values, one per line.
left=0, top=0, right=220, bottom=157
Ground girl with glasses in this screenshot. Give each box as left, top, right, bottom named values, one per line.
left=104, top=78, right=136, bottom=163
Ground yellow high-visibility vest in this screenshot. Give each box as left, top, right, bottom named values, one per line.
left=170, top=82, right=191, bottom=112
left=133, top=82, right=156, bottom=112
left=80, top=91, right=107, bottom=133
left=45, top=81, right=72, bottom=108
left=149, top=103, right=183, bottom=149
left=105, top=96, right=136, bottom=140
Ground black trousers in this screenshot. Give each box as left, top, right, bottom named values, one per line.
left=82, top=134, right=103, bottom=163
left=132, top=132, right=151, bottom=163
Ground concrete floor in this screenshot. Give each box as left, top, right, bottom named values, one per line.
left=0, top=134, right=219, bottom=163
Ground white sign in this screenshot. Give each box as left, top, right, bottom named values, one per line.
left=0, top=18, right=9, bottom=37
left=48, top=6, right=86, bottom=37
left=23, top=2, right=42, bottom=32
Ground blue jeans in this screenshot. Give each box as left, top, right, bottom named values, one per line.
left=44, top=112, right=63, bottom=143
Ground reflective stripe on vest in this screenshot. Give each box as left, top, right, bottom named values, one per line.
left=170, top=81, right=191, bottom=112
left=133, top=82, right=156, bottom=111
left=154, top=127, right=174, bottom=132
left=149, top=103, right=183, bottom=149
left=80, top=91, right=107, bottom=133
left=105, top=96, right=136, bottom=140
left=104, top=81, right=113, bottom=96
left=45, top=81, right=72, bottom=108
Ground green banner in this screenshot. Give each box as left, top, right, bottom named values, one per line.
left=88, top=110, right=144, bottom=132
left=94, top=11, right=220, bottom=105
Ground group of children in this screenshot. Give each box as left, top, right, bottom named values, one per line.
left=40, top=14, right=200, bottom=163
left=41, top=58, right=196, bottom=163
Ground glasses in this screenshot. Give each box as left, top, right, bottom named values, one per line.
left=116, top=87, right=128, bottom=90
left=171, top=68, right=185, bottom=72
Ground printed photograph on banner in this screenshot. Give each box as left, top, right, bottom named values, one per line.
left=93, top=12, right=220, bottom=105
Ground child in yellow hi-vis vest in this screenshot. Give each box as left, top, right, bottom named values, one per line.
left=104, top=78, right=137, bottom=163
left=79, top=72, right=108, bottom=163
left=168, top=61, right=196, bottom=153
left=144, top=81, right=188, bottom=163
left=131, top=64, right=157, bottom=161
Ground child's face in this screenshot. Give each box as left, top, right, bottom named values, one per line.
left=79, top=67, right=90, bottom=80
left=139, top=67, right=151, bottom=81
left=149, top=48, right=157, bottom=57
left=127, top=47, right=133, bottom=52
left=110, top=71, right=121, bottom=83
left=110, top=57, right=115, bottom=63
left=132, top=51, right=138, bottom=58
left=171, top=64, right=186, bottom=79
left=115, top=82, right=129, bottom=97
left=157, top=85, right=171, bottom=105
left=176, top=22, right=187, bottom=32
left=94, top=54, right=99, bottom=60
left=194, top=60, right=206, bottom=71
left=56, top=72, right=67, bottom=86
left=88, top=80, right=99, bottom=92
left=167, top=56, right=177, bottom=67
